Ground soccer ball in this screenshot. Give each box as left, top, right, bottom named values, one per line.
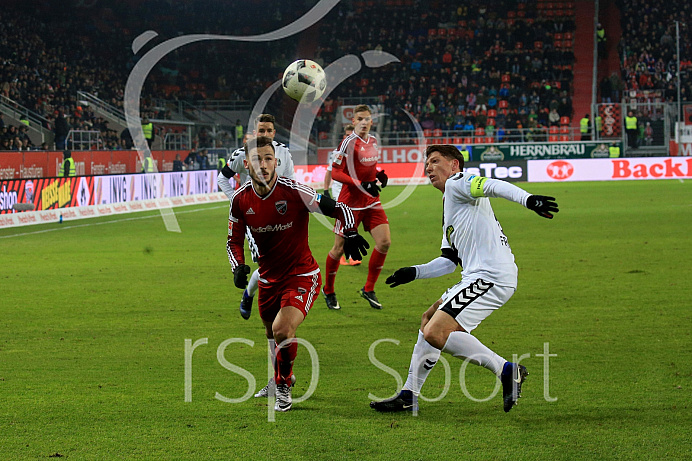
left=282, top=59, right=327, bottom=103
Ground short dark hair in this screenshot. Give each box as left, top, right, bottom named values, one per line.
left=425, top=144, right=465, bottom=168
left=256, top=113, right=275, bottom=125
left=244, top=136, right=275, bottom=156
left=353, top=104, right=371, bottom=115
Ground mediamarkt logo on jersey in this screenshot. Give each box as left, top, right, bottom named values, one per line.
left=251, top=222, right=293, bottom=233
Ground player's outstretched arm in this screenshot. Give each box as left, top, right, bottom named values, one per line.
left=314, top=192, right=370, bottom=260
left=385, top=267, right=416, bottom=287
left=343, top=231, right=369, bottom=261
left=386, top=249, right=459, bottom=288
left=526, top=195, right=559, bottom=219
left=474, top=177, right=559, bottom=219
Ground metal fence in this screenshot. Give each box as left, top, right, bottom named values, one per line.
left=377, top=126, right=583, bottom=147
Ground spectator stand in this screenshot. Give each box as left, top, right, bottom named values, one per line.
left=0, top=95, right=54, bottom=147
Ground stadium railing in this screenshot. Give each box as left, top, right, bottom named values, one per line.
left=377, top=126, right=583, bottom=146
left=66, top=130, right=104, bottom=151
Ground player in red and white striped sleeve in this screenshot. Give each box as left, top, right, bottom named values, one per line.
left=227, top=136, right=369, bottom=412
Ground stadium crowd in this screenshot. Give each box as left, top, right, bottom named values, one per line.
left=313, top=0, right=577, bottom=140
left=1, top=0, right=690, bottom=152
left=0, top=1, right=300, bottom=150
left=616, top=0, right=692, bottom=101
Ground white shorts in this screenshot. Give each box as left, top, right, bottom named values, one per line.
left=438, top=278, right=515, bottom=332
left=245, top=226, right=259, bottom=263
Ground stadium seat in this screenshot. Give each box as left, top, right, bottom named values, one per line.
left=499, top=100, right=509, bottom=109
left=433, top=128, right=443, bottom=138
left=559, top=126, right=569, bottom=134
left=475, top=127, right=485, bottom=136
left=428, top=29, right=437, bottom=37
left=549, top=135, right=559, bottom=142
left=535, top=41, right=543, bottom=50
left=488, top=118, right=496, bottom=126
left=559, top=134, right=570, bottom=142
left=501, top=74, right=511, bottom=83
left=424, top=129, right=432, bottom=137
left=453, top=137, right=463, bottom=144
left=560, top=116, right=570, bottom=125
left=549, top=126, right=559, bottom=134
left=488, top=109, right=497, bottom=118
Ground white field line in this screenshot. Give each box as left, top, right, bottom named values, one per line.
left=0, top=204, right=228, bottom=240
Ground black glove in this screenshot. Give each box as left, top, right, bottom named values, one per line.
left=385, top=267, right=416, bottom=288
left=343, top=231, right=370, bottom=261
left=322, top=189, right=331, bottom=199
left=361, top=181, right=381, bottom=197
left=376, top=170, right=388, bottom=188
left=233, top=264, right=251, bottom=289
left=526, top=195, right=559, bottom=219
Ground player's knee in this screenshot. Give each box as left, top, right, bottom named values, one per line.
left=272, top=325, right=294, bottom=345
left=376, top=238, right=391, bottom=253
left=423, top=325, right=447, bottom=350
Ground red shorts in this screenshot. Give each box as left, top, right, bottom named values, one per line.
left=334, top=204, right=389, bottom=236
left=257, top=272, right=321, bottom=322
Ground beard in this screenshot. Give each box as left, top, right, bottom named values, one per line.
left=251, top=168, right=275, bottom=188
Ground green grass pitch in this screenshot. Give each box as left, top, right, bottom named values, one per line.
left=1, top=180, right=691, bottom=460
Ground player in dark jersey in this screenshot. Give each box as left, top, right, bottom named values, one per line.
left=323, top=104, right=390, bottom=310
left=227, top=136, right=369, bottom=412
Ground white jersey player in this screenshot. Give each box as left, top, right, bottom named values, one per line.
left=216, top=114, right=296, bottom=328
left=325, top=149, right=343, bottom=200
left=218, top=140, right=295, bottom=198
left=370, top=144, right=558, bottom=414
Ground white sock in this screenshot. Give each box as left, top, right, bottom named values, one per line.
left=268, top=338, right=276, bottom=366
left=267, top=338, right=276, bottom=381
left=403, top=330, right=441, bottom=395
left=247, top=269, right=260, bottom=297
left=442, top=331, right=506, bottom=376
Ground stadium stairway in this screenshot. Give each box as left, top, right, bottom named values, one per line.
left=597, top=0, right=623, bottom=95
left=571, top=0, right=597, bottom=125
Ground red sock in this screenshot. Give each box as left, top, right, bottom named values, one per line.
left=274, top=340, right=298, bottom=385
left=364, top=247, right=387, bottom=292
left=324, top=253, right=340, bottom=294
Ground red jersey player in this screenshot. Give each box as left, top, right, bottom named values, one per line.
left=227, top=136, right=368, bottom=412
left=323, top=104, right=391, bottom=310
